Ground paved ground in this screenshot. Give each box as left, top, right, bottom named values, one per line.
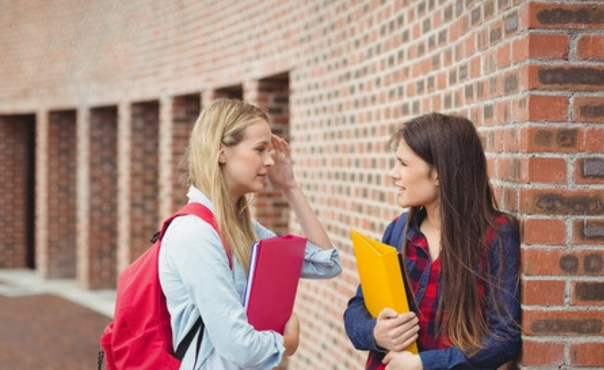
left=0, top=269, right=116, bottom=370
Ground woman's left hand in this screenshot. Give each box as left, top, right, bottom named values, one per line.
left=268, top=135, right=297, bottom=190
left=383, top=351, right=422, bottom=370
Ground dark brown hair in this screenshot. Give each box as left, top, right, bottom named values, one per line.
left=389, top=112, right=517, bottom=355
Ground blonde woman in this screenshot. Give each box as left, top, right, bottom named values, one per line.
left=159, top=99, right=342, bottom=370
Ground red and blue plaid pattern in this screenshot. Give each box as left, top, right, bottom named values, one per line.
left=364, top=215, right=506, bottom=370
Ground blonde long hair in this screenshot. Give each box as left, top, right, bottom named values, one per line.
left=186, top=98, right=270, bottom=272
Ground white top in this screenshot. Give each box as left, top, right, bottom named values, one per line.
left=158, top=186, right=342, bottom=370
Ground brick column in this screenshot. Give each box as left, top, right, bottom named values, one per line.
left=170, top=94, right=201, bottom=213
left=35, top=109, right=49, bottom=278
left=45, top=110, right=77, bottom=279
left=86, top=106, right=119, bottom=289
left=158, top=95, right=174, bottom=220
left=76, top=106, right=90, bottom=287
left=0, top=114, right=35, bottom=268
left=519, top=3, right=604, bottom=368
left=117, top=101, right=132, bottom=274
left=129, top=101, right=160, bottom=262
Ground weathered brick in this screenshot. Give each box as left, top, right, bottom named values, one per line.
left=523, top=248, right=604, bottom=276
left=573, top=220, right=604, bottom=244
left=512, top=32, right=570, bottom=63
left=528, top=95, right=568, bottom=122
left=574, top=157, right=604, bottom=185
left=585, top=127, right=604, bottom=153
left=570, top=342, right=604, bottom=367
left=529, top=3, right=604, bottom=29
left=524, top=309, right=604, bottom=336
left=522, top=189, right=604, bottom=215
left=521, top=340, right=565, bottom=366
left=523, top=218, right=566, bottom=244
left=522, top=279, right=566, bottom=306
left=573, top=96, right=604, bottom=122
left=577, top=33, right=604, bottom=60
left=523, top=126, right=581, bottom=153
left=574, top=281, right=604, bottom=303
left=534, top=66, right=604, bottom=91
left=504, top=73, right=518, bottom=94
left=526, top=156, right=567, bottom=183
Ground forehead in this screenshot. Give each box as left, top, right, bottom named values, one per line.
left=241, top=119, right=271, bottom=141
left=395, top=138, right=415, bottom=157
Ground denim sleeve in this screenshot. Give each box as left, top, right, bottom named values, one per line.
left=419, top=219, right=521, bottom=370
left=343, top=285, right=382, bottom=351
left=253, top=220, right=342, bottom=279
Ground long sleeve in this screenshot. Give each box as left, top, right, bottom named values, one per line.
left=419, top=219, right=521, bottom=370
left=343, top=219, right=400, bottom=352
left=159, top=215, right=284, bottom=370
left=253, top=221, right=342, bottom=279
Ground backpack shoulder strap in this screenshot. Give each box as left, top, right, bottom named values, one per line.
left=158, top=202, right=232, bottom=269
left=157, top=202, right=230, bottom=363
left=390, top=213, right=408, bottom=252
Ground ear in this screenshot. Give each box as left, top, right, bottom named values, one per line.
left=431, top=167, right=439, bottom=186
left=218, top=145, right=226, bottom=164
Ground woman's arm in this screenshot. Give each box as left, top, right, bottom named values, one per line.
left=267, top=135, right=332, bottom=250
left=344, top=285, right=382, bottom=351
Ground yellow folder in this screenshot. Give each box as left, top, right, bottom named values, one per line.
left=351, top=228, right=418, bottom=354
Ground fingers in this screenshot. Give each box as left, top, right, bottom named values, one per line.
left=375, top=309, right=419, bottom=352
left=389, top=313, right=420, bottom=352
left=378, top=308, right=399, bottom=320
left=283, top=313, right=300, bottom=356
left=271, top=135, right=290, bottom=156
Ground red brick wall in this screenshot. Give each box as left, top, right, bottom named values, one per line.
left=88, top=107, right=119, bottom=289
left=518, top=3, right=604, bottom=367
left=171, top=95, right=200, bottom=212
left=0, top=0, right=602, bottom=369
left=46, top=111, right=77, bottom=279
left=0, top=115, right=34, bottom=268
left=129, top=102, right=160, bottom=260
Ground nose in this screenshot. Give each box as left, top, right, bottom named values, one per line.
left=265, top=151, right=275, bottom=166
left=389, top=163, right=399, bottom=179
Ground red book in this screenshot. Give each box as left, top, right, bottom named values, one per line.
left=243, top=234, right=307, bottom=334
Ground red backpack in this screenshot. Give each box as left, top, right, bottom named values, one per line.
left=99, top=202, right=231, bottom=370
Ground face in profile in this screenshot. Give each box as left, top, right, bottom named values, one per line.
left=219, top=119, right=274, bottom=201
left=389, top=138, right=439, bottom=210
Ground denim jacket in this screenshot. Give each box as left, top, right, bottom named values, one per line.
left=344, top=212, right=521, bottom=370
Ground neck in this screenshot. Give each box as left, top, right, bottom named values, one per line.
left=422, top=204, right=441, bottom=233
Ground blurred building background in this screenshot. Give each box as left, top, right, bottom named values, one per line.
left=1, top=0, right=603, bottom=368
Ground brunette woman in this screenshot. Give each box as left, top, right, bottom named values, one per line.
left=344, top=112, right=520, bottom=370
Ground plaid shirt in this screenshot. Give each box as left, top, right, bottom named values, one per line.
left=405, top=230, right=449, bottom=351
left=345, top=211, right=518, bottom=370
